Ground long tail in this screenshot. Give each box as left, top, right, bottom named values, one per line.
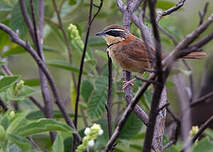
left=162, top=52, right=207, bottom=59
left=182, top=52, right=207, bottom=59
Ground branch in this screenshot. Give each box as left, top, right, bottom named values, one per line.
left=156, top=0, right=186, bottom=22
left=29, top=97, right=44, bottom=110
left=0, top=23, right=82, bottom=142
left=191, top=90, right=213, bottom=108
left=199, top=2, right=209, bottom=25
left=142, top=0, right=165, bottom=151
left=74, top=0, right=103, bottom=129
left=180, top=115, right=213, bottom=152
left=106, top=53, right=113, bottom=138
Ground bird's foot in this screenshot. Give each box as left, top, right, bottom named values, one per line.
left=122, top=78, right=136, bottom=90
left=144, top=68, right=156, bottom=73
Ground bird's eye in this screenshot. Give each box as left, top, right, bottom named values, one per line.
left=105, top=30, right=124, bottom=37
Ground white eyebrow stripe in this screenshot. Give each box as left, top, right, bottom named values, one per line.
left=105, top=28, right=125, bottom=33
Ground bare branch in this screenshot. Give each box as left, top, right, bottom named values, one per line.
left=199, top=2, right=209, bottom=25
left=156, top=0, right=186, bottom=22
left=29, top=97, right=44, bottom=110
left=158, top=25, right=178, bottom=45
left=180, top=115, right=213, bottom=152
left=191, top=90, right=213, bottom=108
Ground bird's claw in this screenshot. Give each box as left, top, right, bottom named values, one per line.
left=122, top=78, right=136, bottom=90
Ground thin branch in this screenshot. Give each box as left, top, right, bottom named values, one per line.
left=156, top=0, right=186, bottom=22
left=26, top=137, right=42, bottom=151
left=180, top=115, right=213, bottom=152
left=142, top=0, right=165, bottom=151
left=0, top=23, right=82, bottom=142
left=74, top=0, right=103, bottom=128
left=107, top=53, right=113, bottom=138
left=191, top=91, right=213, bottom=108
left=30, top=0, right=55, bottom=141
left=29, top=97, right=44, bottom=110
left=158, top=24, right=178, bottom=45
left=199, top=2, right=209, bottom=25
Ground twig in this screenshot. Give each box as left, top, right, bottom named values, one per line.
left=29, top=97, right=44, bottom=110
left=180, top=115, right=213, bottom=152
left=156, top=0, right=186, bottom=22
left=158, top=24, right=178, bottom=45
left=142, top=0, right=165, bottom=151
left=0, top=97, right=8, bottom=111
left=74, top=0, right=103, bottom=128
left=0, top=23, right=82, bottom=142
left=107, top=53, right=113, bottom=138
left=30, top=0, right=55, bottom=141
left=26, top=137, right=42, bottom=151
left=199, top=2, right=209, bottom=25
left=191, top=91, right=213, bottom=107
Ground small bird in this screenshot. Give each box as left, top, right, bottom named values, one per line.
left=96, top=24, right=206, bottom=88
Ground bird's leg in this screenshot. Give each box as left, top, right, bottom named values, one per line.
left=122, top=78, right=136, bottom=90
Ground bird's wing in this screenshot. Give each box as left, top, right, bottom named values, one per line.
left=122, top=38, right=153, bottom=63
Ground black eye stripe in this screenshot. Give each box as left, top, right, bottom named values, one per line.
left=105, top=30, right=124, bottom=37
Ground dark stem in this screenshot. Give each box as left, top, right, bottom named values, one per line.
left=107, top=53, right=113, bottom=138
left=199, top=2, right=209, bottom=25
left=142, top=0, right=164, bottom=151
left=191, top=90, right=213, bottom=107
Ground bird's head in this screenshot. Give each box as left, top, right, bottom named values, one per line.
left=96, top=24, right=130, bottom=46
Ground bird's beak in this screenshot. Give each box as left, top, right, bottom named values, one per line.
left=96, top=31, right=105, bottom=36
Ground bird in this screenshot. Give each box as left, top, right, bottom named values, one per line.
left=96, top=24, right=207, bottom=88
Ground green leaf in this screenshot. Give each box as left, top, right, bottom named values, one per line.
left=81, top=80, right=94, bottom=103
left=0, top=75, right=19, bottom=92
left=69, top=0, right=77, bottom=5
left=26, top=110, right=75, bottom=120
left=8, top=86, right=36, bottom=101
left=7, top=112, right=28, bottom=134
left=46, top=60, right=87, bottom=75
left=120, top=113, right=143, bottom=139
left=16, top=118, right=74, bottom=136
left=88, top=77, right=108, bottom=119
left=7, top=134, right=33, bottom=151
left=52, top=133, right=64, bottom=152
left=193, top=137, right=213, bottom=152
left=24, top=79, right=40, bottom=87
left=156, top=0, right=176, bottom=10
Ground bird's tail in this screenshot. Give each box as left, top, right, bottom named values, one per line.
left=182, top=52, right=207, bottom=59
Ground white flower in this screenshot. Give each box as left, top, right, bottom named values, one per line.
left=84, top=128, right=90, bottom=135
left=88, top=140, right=95, bottom=147
left=98, top=129, right=103, bottom=135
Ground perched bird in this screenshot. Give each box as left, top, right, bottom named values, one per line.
left=96, top=24, right=206, bottom=88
